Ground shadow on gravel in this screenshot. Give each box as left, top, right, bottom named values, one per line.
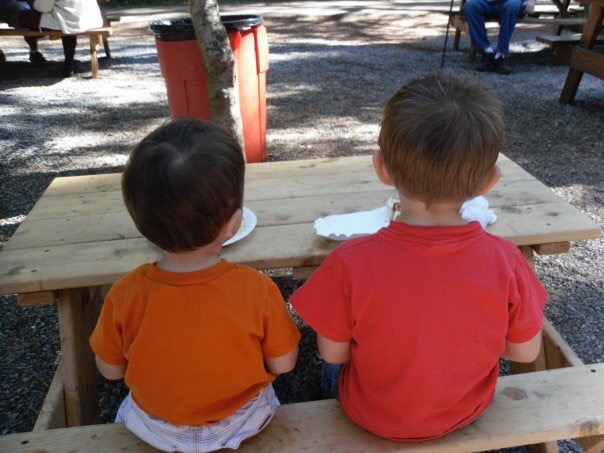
left=0, top=41, right=159, bottom=82
left=0, top=100, right=168, bottom=169
left=0, top=61, right=66, bottom=85
left=0, top=57, right=117, bottom=82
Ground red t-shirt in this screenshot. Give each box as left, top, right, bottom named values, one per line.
left=291, top=221, right=547, bottom=441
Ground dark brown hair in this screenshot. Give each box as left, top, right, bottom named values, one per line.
left=122, top=117, right=244, bottom=252
left=378, top=72, right=504, bottom=205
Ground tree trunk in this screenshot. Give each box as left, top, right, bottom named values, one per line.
left=189, top=0, right=246, bottom=159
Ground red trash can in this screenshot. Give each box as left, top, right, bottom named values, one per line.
left=150, top=16, right=269, bottom=163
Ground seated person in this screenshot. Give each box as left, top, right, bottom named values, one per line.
left=90, top=118, right=301, bottom=452
left=463, top=0, right=535, bottom=74
left=8, top=0, right=103, bottom=76
left=0, top=0, right=46, bottom=65
left=291, top=73, right=547, bottom=441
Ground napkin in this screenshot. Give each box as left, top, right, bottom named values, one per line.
left=314, top=196, right=497, bottom=240
left=460, top=196, right=497, bottom=229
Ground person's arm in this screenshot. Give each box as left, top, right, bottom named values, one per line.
left=502, top=329, right=542, bottom=363
left=95, top=355, right=126, bottom=380
left=265, top=346, right=299, bottom=375
left=317, top=334, right=350, bottom=364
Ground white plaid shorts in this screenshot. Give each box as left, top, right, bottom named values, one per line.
left=115, top=385, right=280, bottom=452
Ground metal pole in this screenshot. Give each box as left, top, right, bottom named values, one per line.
left=440, top=0, right=457, bottom=68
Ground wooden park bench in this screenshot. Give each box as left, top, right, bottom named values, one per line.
left=0, top=15, right=119, bottom=78
left=0, top=365, right=602, bottom=452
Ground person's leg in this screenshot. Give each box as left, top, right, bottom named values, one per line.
left=24, top=36, right=37, bottom=51
left=495, top=0, right=524, bottom=55
left=17, top=10, right=48, bottom=65
left=24, top=36, right=48, bottom=64
left=0, top=0, right=29, bottom=26
left=463, top=0, right=496, bottom=53
left=320, top=362, right=341, bottom=399
left=61, top=36, right=77, bottom=61
left=464, top=0, right=498, bottom=71
left=493, top=0, right=523, bottom=73
left=61, top=35, right=77, bottom=76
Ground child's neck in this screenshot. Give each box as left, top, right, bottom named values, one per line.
left=157, top=243, right=223, bottom=273
left=396, top=194, right=466, bottom=227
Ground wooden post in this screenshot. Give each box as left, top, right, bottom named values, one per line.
left=33, top=361, right=66, bottom=430
left=56, top=287, right=103, bottom=426
left=578, top=435, right=604, bottom=453
left=560, top=2, right=604, bottom=103
left=89, top=33, right=100, bottom=78
left=513, top=246, right=558, bottom=453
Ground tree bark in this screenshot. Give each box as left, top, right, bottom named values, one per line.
left=189, top=0, right=246, bottom=159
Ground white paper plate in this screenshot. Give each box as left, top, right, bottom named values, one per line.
left=314, top=206, right=391, bottom=241
left=224, top=207, right=257, bottom=246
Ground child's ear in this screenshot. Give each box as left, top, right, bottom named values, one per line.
left=224, top=208, right=243, bottom=239
left=373, top=149, right=394, bottom=186
left=477, top=165, right=501, bottom=196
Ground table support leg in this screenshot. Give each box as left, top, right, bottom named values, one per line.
left=560, top=3, right=604, bottom=104
left=57, top=287, right=102, bottom=426
left=513, top=247, right=559, bottom=453
left=89, top=33, right=101, bottom=78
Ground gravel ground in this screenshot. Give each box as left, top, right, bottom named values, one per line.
left=0, top=2, right=602, bottom=451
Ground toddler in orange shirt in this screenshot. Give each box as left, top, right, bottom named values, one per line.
left=90, top=118, right=301, bottom=452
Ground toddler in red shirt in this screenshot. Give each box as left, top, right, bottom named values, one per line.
left=89, top=118, right=300, bottom=452
left=290, top=73, right=547, bottom=441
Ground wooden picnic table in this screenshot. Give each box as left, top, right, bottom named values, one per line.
left=0, top=154, right=600, bottom=429
left=560, top=0, right=604, bottom=103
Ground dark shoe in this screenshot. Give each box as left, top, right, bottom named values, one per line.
left=29, top=51, right=48, bottom=66
left=477, top=52, right=494, bottom=72
left=61, top=60, right=75, bottom=78
left=494, top=57, right=512, bottom=75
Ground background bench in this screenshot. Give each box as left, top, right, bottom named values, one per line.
left=1, top=365, right=602, bottom=452
left=537, top=32, right=604, bottom=62
left=0, top=16, right=118, bottom=78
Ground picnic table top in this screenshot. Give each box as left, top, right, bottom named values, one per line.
left=0, top=154, right=600, bottom=295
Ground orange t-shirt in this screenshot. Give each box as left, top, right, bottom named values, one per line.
left=89, top=260, right=300, bottom=426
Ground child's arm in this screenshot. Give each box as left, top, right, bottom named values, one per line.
left=265, top=346, right=299, bottom=375
left=502, top=329, right=542, bottom=363
left=95, top=355, right=126, bottom=380
left=317, top=334, right=350, bottom=364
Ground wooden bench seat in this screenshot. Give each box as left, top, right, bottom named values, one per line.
left=0, top=25, right=112, bottom=78
left=536, top=33, right=604, bottom=62
left=1, top=365, right=602, bottom=452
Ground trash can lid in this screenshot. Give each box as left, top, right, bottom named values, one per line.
left=150, top=18, right=196, bottom=41
left=150, top=15, right=263, bottom=41
left=221, top=14, right=263, bottom=32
